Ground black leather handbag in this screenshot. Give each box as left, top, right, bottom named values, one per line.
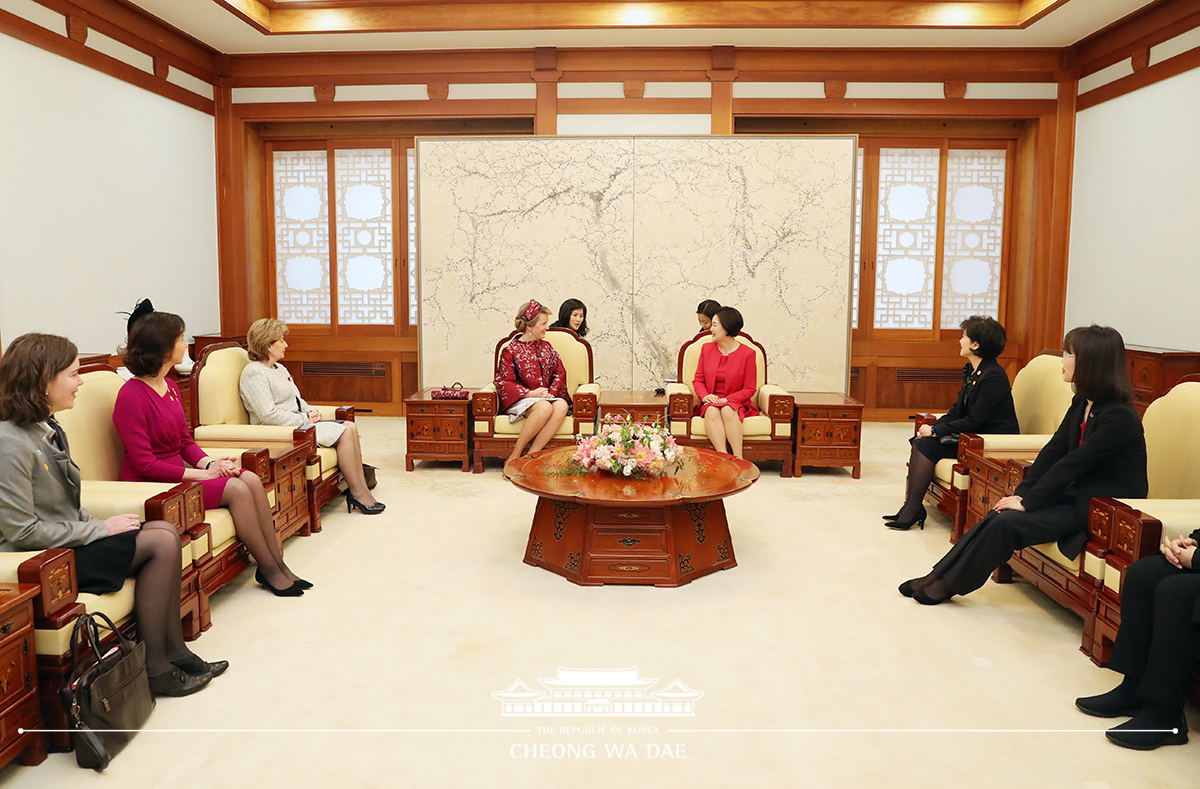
left=59, top=612, right=156, bottom=771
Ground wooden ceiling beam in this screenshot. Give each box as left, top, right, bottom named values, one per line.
left=34, top=0, right=221, bottom=80
left=1071, top=0, right=1200, bottom=77
left=261, top=2, right=1026, bottom=34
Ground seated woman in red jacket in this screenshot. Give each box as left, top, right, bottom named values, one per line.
left=693, top=307, right=758, bottom=459
left=112, top=303, right=309, bottom=597
left=496, top=299, right=570, bottom=464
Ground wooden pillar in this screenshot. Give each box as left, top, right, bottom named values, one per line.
left=1044, top=79, right=1077, bottom=348
left=711, top=82, right=733, bottom=135
left=214, top=81, right=251, bottom=334
left=533, top=46, right=559, bottom=136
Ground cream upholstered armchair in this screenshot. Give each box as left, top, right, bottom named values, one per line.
left=470, top=327, right=599, bottom=472
left=0, top=364, right=209, bottom=752
left=191, top=342, right=351, bottom=532
left=918, top=352, right=1076, bottom=535
left=1086, top=377, right=1200, bottom=664
left=665, top=332, right=794, bottom=476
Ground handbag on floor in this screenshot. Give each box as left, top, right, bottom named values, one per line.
left=58, top=611, right=156, bottom=771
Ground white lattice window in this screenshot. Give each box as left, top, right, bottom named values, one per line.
left=873, top=148, right=940, bottom=330
left=940, top=149, right=1006, bottom=328
left=335, top=148, right=394, bottom=325
left=407, top=148, right=418, bottom=326
left=851, top=147, right=863, bottom=330
left=273, top=151, right=331, bottom=324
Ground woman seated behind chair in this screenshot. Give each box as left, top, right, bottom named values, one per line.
left=496, top=299, right=570, bottom=465
left=0, top=333, right=226, bottom=696
left=899, top=325, right=1147, bottom=606
left=1074, top=529, right=1200, bottom=750
left=112, top=303, right=310, bottom=597
left=693, top=306, right=758, bottom=459
left=240, top=318, right=383, bottom=515
left=696, top=299, right=721, bottom=333
left=886, top=315, right=1019, bottom=531
left=550, top=298, right=589, bottom=337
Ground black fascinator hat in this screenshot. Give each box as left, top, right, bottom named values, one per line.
left=121, top=298, right=155, bottom=334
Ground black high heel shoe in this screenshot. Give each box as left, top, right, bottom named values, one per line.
left=256, top=567, right=310, bottom=592
left=172, top=653, right=230, bottom=678
left=887, top=508, right=927, bottom=531
left=346, top=491, right=385, bottom=515
left=254, top=567, right=304, bottom=597
left=882, top=511, right=901, bottom=522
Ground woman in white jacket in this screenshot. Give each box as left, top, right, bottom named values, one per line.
left=239, top=318, right=384, bottom=515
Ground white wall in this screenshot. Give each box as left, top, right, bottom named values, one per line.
left=1066, top=67, right=1200, bottom=350
left=0, top=33, right=219, bottom=357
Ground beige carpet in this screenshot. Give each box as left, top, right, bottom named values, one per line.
left=3, top=420, right=1194, bottom=788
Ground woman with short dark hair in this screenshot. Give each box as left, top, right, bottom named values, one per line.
left=886, top=315, right=1019, bottom=530
left=113, top=302, right=310, bottom=596
left=696, top=299, right=721, bottom=333
left=693, top=307, right=757, bottom=459
left=900, top=325, right=1147, bottom=605
left=550, top=298, right=589, bottom=337
left=0, top=333, right=225, bottom=696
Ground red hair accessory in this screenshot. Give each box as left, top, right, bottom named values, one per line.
left=523, top=300, right=542, bottom=321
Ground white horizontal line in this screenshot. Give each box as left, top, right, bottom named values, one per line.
left=24, top=729, right=529, bottom=734
left=666, top=729, right=1179, bottom=734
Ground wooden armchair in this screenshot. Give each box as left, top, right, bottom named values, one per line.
left=191, top=342, right=350, bottom=533
left=918, top=352, right=1075, bottom=536
left=471, top=328, right=599, bottom=472
left=1086, top=377, right=1200, bottom=665
left=665, top=332, right=794, bottom=476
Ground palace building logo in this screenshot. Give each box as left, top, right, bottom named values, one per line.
left=493, top=667, right=703, bottom=717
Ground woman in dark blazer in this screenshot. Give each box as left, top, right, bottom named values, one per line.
left=0, top=333, right=226, bottom=696
left=887, top=316, right=1019, bottom=530
left=1075, top=526, right=1200, bottom=750
left=693, top=307, right=758, bottom=459
left=900, top=325, right=1147, bottom=605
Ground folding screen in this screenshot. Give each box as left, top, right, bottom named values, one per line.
left=417, top=136, right=856, bottom=393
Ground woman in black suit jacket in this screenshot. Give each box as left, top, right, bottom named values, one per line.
left=887, top=316, right=1019, bottom=530
left=0, top=333, right=226, bottom=697
left=1075, top=526, right=1200, bottom=750
left=900, top=325, right=1147, bottom=605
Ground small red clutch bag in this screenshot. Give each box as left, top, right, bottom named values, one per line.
left=431, top=382, right=469, bottom=400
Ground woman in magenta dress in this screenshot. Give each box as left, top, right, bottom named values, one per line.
left=693, top=306, right=758, bottom=459
left=495, top=299, right=570, bottom=465
left=112, top=303, right=309, bottom=597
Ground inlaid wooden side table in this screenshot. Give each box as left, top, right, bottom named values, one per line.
left=405, top=388, right=474, bottom=472
left=597, top=390, right=669, bottom=425
left=790, top=392, right=864, bottom=478
left=0, top=584, right=46, bottom=770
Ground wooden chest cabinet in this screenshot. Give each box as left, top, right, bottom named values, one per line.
left=790, top=393, right=863, bottom=479
left=1126, top=345, right=1200, bottom=415
left=405, top=388, right=473, bottom=472
left=0, top=584, right=46, bottom=769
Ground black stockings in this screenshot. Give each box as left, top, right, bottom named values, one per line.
left=130, top=523, right=191, bottom=674
left=897, top=445, right=937, bottom=522
left=221, top=472, right=297, bottom=588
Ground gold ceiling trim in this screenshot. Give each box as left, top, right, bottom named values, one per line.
left=215, top=0, right=1075, bottom=35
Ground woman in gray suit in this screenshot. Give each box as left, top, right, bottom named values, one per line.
left=0, top=333, right=226, bottom=697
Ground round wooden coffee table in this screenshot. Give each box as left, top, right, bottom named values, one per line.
left=504, top=446, right=760, bottom=587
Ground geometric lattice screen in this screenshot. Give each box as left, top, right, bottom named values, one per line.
left=851, top=147, right=864, bottom=330
left=873, top=147, right=940, bottom=330
left=335, top=148, right=394, bottom=325
left=273, top=150, right=331, bottom=324
left=940, top=148, right=1006, bottom=328
left=407, top=148, right=418, bottom=326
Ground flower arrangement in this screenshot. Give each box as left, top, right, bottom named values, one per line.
left=572, top=415, right=684, bottom=478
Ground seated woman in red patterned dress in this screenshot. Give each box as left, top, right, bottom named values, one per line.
left=112, top=303, right=309, bottom=597
left=495, top=300, right=570, bottom=465
left=693, top=306, right=758, bottom=459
